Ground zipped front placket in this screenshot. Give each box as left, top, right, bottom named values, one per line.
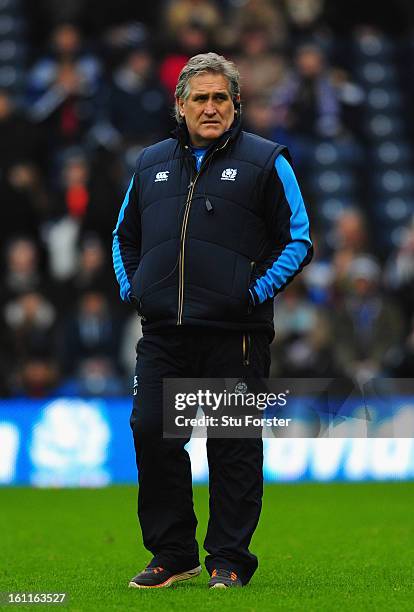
left=177, top=176, right=198, bottom=325
left=177, top=138, right=230, bottom=325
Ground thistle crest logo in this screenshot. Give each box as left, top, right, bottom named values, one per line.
left=221, top=168, right=237, bottom=181
left=234, top=381, right=248, bottom=394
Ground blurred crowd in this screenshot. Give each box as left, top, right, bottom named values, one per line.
left=0, top=0, right=413, bottom=397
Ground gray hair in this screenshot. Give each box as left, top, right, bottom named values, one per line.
left=174, top=52, right=240, bottom=124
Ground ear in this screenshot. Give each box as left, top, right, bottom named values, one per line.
left=177, top=97, right=185, bottom=117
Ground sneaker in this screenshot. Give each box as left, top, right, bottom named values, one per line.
left=129, top=564, right=202, bottom=589
left=208, top=568, right=242, bottom=589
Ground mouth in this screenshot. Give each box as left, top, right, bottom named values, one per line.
left=202, top=121, right=220, bottom=126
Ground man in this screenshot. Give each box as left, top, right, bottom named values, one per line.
left=112, top=53, right=312, bottom=589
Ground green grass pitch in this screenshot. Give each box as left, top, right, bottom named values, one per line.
left=0, top=483, right=413, bottom=611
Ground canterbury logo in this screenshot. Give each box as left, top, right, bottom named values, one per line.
left=155, top=171, right=169, bottom=182
left=221, top=168, right=237, bottom=181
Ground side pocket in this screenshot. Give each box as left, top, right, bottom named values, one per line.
left=130, top=295, right=147, bottom=322
left=247, top=261, right=256, bottom=315
left=242, top=331, right=251, bottom=367
left=137, top=298, right=147, bottom=322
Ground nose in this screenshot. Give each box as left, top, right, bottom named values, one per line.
left=204, top=101, right=216, bottom=116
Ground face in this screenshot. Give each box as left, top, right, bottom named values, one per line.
left=0, top=92, right=12, bottom=119
left=178, top=72, right=238, bottom=147
left=53, top=24, right=80, bottom=55
left=296, top=48, right=323, bottom=77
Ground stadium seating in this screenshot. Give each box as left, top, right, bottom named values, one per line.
left=0, top=0, right=25, bottom=92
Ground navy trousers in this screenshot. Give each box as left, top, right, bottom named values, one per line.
left=130, top=327, right=270, bottom=585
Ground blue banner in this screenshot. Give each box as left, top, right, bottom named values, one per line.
left=0, top=398, right=414, bottom=486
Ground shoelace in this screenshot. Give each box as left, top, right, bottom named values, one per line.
left=212, top=568, right=238, bottom=581
left=144, top=566, right=164, bottom=575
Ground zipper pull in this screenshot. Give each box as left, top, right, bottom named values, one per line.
left=205, top=198, right=213, bottom=213
left=242, top=332, right=250, bottom=366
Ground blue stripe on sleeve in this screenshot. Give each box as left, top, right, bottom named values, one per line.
left=112, top=176, right=135, bottom=301
left=253, top=155, right=311, bottom=304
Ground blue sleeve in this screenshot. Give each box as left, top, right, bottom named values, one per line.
left=250, top=155, right=313, bottom=304
left=112, top=174, right=141, bottom=302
